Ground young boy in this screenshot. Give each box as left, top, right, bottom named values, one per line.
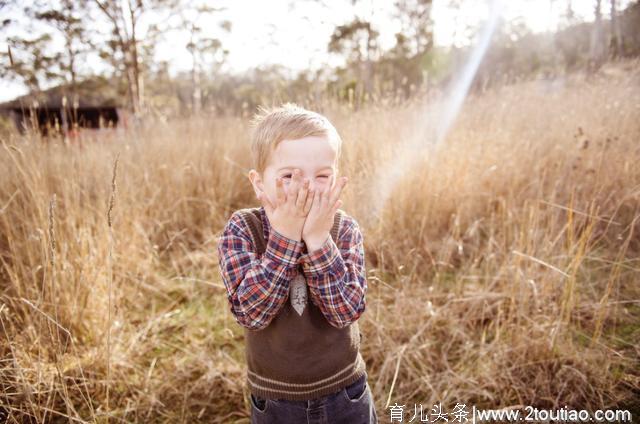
left=217, top=103, right=378, bottom=423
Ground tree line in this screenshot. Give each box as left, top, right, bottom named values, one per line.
left=2, top=0, right=639, bottom=118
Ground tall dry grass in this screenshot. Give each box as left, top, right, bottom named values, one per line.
left=1, top=59, right=639, bottom=423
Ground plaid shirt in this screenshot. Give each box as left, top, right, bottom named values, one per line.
left=217, top=206, right=367, bottom=331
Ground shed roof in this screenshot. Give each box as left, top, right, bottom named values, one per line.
left=0, top=78, right=122, bottom=110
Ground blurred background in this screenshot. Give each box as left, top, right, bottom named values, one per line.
left=1, top=0, right=639, bottom=121
left=0, top=1, right=639, bottom=423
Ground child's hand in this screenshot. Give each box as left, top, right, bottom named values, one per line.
left=258, top=168, right=314, bottom=242
left=302, top=174, right=348, bottom=253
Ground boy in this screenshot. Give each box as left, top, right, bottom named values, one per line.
left=217, top=103, right=378, bottom=423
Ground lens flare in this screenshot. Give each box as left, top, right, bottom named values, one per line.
left=367, top=0, right=504, bottom=226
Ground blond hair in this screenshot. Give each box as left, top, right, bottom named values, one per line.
left=249, top=103, right=342, bottom=174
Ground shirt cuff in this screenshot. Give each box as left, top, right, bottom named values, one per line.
left=299, top=235, right=341, bottom=276
left=264, top=228, right=304, bottom=267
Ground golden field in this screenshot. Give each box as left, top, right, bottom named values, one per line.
left=0, top=59, right=639, bottom=423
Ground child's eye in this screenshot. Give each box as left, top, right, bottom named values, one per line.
left=280, top=174, right=330, bottom=180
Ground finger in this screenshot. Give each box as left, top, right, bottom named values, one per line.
left=327, top=173, right=336, bottom=194
left=275, top=177, right=286, bottom=205
left=328, top=176, right=348, bottom=208
left=311, top=188, right=320, bottom=211
left=287, top=169, right=302, bottom=205
left=323, top=174, right=336, bottom=203
left=303, top=188, right=314, bottom=214
left=332, top=199, right=343, bottom=215
left=320, top=175, right=334, bottom=207
left=296, top=178, right=310, bottom=211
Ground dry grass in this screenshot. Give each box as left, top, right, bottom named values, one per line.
left=1, top=59, right=639, bottom=423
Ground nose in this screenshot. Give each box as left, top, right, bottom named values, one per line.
left=283, top=175, right=327, bottom=194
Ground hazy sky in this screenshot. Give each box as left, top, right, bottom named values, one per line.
left=0, top=0, right=625, bottom=102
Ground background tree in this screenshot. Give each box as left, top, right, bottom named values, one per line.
left=0, top=1, right=64, bottom=92
left=2, top=0, right=640, bottom=117
left=179, top=5, right=230, bottom=114
left=329, top=19, right=380, bottom=106
left=31, top=0, right=90, bottom=96
left=381, top=0, right=435, bottom=98
left=92, top=0, right=180, bottom=116
left=609, top=0, right=622, bottom=58
left=1, top=34, right=62, bottom=92
left=589, top=0, right=605, bottom=70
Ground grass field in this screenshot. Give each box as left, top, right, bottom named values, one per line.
left=1, top=59, right=639, bottom=423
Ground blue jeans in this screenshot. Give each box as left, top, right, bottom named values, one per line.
left=249, top=373, right=378, bottom=424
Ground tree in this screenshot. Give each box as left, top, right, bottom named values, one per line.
left=609, top=0, right=622, bottom=58
left=589, top=0, right=605, bottom=70
left=393, top=0, right=434, bottom=57
left=1, top=34, right=61, bottom=92
left=92, top=0, right=180, bottom=116
left=32, top=0, right=90, bottom=95
left=378, top=0, right=435, bottom=98
left=328, top=19, right=380, bottom=102
left=0, top=1, right=65, bottom=92
left=179, top=4, right=230, bottom=114
left=92, top=0, right=144, bottom=115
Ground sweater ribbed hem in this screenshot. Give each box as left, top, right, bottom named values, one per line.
left=247, top=352, right=367, bottom=401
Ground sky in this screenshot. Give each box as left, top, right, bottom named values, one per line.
left=0, top=0, right=628, bottom=102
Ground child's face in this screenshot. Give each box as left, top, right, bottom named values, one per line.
left=249, top=135, right=338, bottom=206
